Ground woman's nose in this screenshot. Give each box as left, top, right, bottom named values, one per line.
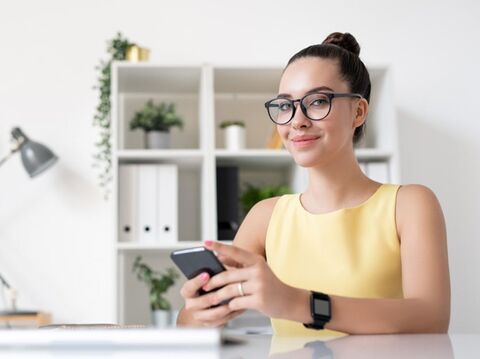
left=290, top=104, right=311, bottom=129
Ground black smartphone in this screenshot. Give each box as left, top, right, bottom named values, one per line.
left=170, top=246, right=226, bottom=296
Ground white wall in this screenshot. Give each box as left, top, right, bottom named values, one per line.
left=0, top=0, right=478, bottom=331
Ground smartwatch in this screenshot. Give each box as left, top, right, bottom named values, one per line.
left=303, top=291, right=331, bottom=330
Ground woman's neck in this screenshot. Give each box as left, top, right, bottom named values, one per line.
left=302, top=150, right=379, bottom=214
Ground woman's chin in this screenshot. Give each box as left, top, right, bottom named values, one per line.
left=291, top=152, right=323, bottom=168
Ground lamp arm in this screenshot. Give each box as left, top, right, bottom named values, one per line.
left=0, top=273, right=11, bottom=289
left=0, top=146, right=20, bottom=168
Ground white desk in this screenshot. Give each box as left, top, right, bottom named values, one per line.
left=222, top=333, right=478, bottom=358
left=0, top=332, right=478, bottom=358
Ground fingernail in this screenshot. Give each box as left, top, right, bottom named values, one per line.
left=200, top=272, right=209, bottom=281
left=204, top=240, right=213, bottom=246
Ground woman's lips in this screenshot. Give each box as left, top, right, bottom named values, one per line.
left=291, top=136, right=320, bottom=148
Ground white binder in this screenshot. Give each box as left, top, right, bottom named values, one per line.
left=156, top=164, right=178, bottom=245
left=138, top=165, right=158, bottom=243
left=367, top=161, right=390, bottom=183
left=118, top=164, right=137, bottom=242
left=119, top=164, right=179, bottom=244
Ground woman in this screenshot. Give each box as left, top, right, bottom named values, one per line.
left=177, top=32, right=450, bottom=335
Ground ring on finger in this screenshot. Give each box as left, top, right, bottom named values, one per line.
left=237, top=282, right=245, bottom=297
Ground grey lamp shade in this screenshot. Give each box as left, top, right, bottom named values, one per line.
left=11, top=127, right=58, bottom=178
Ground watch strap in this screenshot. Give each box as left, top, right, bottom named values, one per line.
left=303, top=291, right=331, bottom=330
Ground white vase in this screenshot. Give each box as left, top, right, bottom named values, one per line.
left=224, top=125, right=245, bottom=150
left=146, top=131, right=170, bottom=149
left=152, top=310, right=172, bottom=328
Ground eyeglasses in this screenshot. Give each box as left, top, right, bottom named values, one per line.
left=264, top=92, right=363, bottom=125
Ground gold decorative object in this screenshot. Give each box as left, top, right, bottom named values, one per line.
left=139, top=47, right=150, bottom=61
left=266, top=126, right=283, bottom=149
left=126, top=45, right=150, bottom=62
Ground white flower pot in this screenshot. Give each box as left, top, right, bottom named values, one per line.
left=146, top=131, right=170, bottom=149
left=224, top=125, right=245, bottom=150
left=152, top=310, right=172, bottom=328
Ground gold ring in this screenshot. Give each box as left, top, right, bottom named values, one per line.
left=237, top=282, right=245, bottom=296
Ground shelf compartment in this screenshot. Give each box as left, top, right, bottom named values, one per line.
left=118, top=251, right=186, bottom=325
left=215, top=158, right=294, bottom=235
left=113, top=63, right=203, bottom=151
left=213, top=67, right=283, bottom=150
left=117, top=93, right=200, bottom=150
left=117, top=164, right=203, bottom=245
left=115, top=63, right=201, bottom=93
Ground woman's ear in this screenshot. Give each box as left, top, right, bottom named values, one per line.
left=352, top=98, right=368, bottom=129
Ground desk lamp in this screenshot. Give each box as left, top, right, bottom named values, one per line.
left=0, top=127, right=58, bottom=176
left=0, top=127, right=58, bottom=319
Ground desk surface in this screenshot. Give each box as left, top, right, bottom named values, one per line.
left=0, top=332, right=478, bottom=358
left=222, top=333, right=478, bottom=358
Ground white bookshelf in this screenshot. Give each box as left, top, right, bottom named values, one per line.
left=111, top=62, right=399, bottom=325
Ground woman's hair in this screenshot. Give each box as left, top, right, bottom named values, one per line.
left=286, top=32, right=371, bottom=144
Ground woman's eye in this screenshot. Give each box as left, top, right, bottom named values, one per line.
left=278, top=102, right=292, bottom=111
left=311, top=99, right=327, bottom=106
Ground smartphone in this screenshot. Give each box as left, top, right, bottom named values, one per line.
left=170, top=246, right=227, bottom=296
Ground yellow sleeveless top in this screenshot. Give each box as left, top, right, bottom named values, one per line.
left=265, top=184, right=403, bottom=336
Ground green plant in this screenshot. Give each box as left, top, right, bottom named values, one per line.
left=219, top=120, right=245, bottom=129
left=93, top=32, right=134, bottom=200
left=240, top=183, right=291, bottom=215
left=132, top=256, right=179, bottom=311
left=130, top=100, right=184, bottom=132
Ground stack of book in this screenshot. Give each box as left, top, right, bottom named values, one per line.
left=0, top=311, right=51, bottom=329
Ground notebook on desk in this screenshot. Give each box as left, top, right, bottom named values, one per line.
left=0, top=327, right=235, bottom=349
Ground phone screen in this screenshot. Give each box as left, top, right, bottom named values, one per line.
left=170, top=246, right=226, bottom=279
left=170, top=246, right=227, bottom=296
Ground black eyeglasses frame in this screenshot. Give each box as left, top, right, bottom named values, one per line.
left=264, top=92, right=363, bottom=125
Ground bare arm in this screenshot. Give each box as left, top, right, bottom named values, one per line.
left=227, top=197, right=278, bottom=256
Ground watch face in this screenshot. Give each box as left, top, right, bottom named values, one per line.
left=313, top=297, right=330, bottom=316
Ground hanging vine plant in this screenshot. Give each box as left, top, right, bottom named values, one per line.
left=93, top=32, right=134, bottom=199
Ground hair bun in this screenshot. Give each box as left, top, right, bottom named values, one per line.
left=322, top=32, right=360, bottom=56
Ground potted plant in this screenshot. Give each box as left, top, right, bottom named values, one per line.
left=93, top=33, right=135, bottom=199
left=132, top=256, right=179, bottom=327
left=240, top=183, right=291, bottom=216
left=129, top=100, right=184, bottom=149
left=219, top=120, right=246, bottom=150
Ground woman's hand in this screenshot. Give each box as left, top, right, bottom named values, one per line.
left=178, top=270, right=245, bottom=327
left=202, top=240, right=302, bottom=320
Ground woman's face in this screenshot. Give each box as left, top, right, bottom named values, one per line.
left=276, top=57, right=366, bottom=168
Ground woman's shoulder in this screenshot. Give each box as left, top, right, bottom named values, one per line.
left=396, top=184, right=439, bottom=204
left=248, top=195, right=284, bottom=220
left=232, top=195, right=288, bottom=256
left=249, top=193, right=299, bottom=217
left=395, top=184, right=444, bottom=238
